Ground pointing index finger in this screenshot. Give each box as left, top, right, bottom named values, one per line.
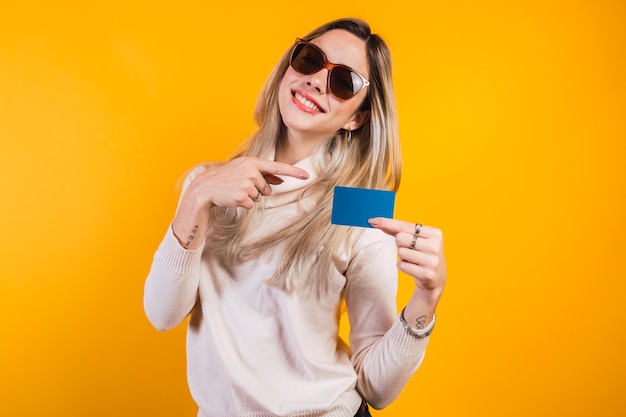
left=257, top=159, right=310, bottom=180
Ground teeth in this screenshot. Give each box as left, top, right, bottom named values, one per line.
left=294, top=92, right=321, bottom=112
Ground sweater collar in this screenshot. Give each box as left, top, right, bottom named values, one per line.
left=262, top=151, right=324, bottom=209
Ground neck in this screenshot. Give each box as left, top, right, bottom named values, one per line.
left=275, top=131, right=331, bottom=165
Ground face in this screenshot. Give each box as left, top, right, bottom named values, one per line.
left=278, top=29, right=370, bottom=142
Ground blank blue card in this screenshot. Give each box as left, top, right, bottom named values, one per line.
left=331, top=186, right=395, bottom=228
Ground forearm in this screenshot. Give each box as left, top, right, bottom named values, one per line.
left=172, top=182, right=211, bottom=250
left=402, top=288, right=441, bottom=332
left=345, top=236, right=428, bottom=408
left=353, top=322, right=428, bottom=409
left=143, top=225, right=203, bottom=331
left=367, top=218, right=446, bottom=335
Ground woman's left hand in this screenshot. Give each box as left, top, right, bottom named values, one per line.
left=368, top=217, right=446, bottom=316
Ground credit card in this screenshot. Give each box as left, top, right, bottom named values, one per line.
left=331, top=186, right=395, bottom=228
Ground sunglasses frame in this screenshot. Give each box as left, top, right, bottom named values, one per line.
left=290, top=38, right=371, bottom=100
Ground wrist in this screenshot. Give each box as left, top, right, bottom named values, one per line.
left=172, top=209, right=209, bottom=250
left=409, top=287, right=441, bottom=310
left=399, top=307, right=436, bottom=339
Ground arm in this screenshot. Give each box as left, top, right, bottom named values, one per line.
left=143, top=157, right=310, bottom=331
left=143, top=225, right=204, bottom=331
left=369, top=218, right=446, bottom=337
left=345, top=236, right=428, bottom=409
left=346, top=219, right=446, bottom=409
left=143, top=165, right=209, bottom=331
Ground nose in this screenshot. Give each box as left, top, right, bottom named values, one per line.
left=305, top=68, right=329, bottom=95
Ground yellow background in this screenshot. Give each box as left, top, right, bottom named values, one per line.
left=1, top=1, right=624, bottom=416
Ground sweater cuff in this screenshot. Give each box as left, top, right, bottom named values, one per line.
left=387, top=315, right=430, bottom=357
left=155, top=224, right=205, bottom=276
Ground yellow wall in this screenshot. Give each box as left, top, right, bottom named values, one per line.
left=1, top=1, right=624, bottom=416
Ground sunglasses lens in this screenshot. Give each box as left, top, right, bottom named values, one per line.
left=329, top=67, right=362, bottom=100
left=290, top=41, right=365, bottom=100
left=290, top=44, right=325, bottom=74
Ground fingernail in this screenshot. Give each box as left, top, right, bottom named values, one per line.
left=368, top=218, right=380, bottom=226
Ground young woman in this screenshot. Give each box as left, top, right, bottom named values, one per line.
left=144, top=18, right=446, bottom=417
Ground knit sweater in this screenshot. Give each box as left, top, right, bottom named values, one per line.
left=143, top=154, right=429, bottom=417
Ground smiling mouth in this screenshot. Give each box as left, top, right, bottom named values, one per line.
left=292, top=91, right=325, bottom=113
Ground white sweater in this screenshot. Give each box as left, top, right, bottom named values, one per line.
left=144, top=155, right=429, bottom=417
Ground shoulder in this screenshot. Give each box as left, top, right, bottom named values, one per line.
left=352, top=227, right=395, bottom=254
left=334, top=227, right=395, bottom=273
left=343, top=227, right=398, bottom=288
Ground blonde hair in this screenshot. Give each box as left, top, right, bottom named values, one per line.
left=205, top=18, right=402, bottom=295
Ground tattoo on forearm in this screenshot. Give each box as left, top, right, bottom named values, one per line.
left=415, top=315, right=427, bottom=330
left=184, top=225, right=199, bottom=248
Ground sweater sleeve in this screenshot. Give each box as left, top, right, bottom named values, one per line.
left=143, top=225, right=204, bottom=331
left=344, top=233, right=429, bottom=409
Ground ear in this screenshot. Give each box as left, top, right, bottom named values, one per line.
left=342, top=110, right=370, bottom=131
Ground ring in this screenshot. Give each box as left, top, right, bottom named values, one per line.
left=252, top=189, right=262, bottom=202
left=415, top=223, right=422, bottom=236
left=409, top=233, right=418, bottom=250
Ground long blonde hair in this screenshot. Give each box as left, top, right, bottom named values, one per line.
left=206, top=18, right=402, bottom=295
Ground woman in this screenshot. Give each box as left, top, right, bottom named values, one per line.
left=144, top=17, right=446, bottom=417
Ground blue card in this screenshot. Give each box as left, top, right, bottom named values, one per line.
left=331, top=186, right=395, bottom=228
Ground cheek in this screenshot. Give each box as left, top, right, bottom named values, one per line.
left=278, top=70, right=298, bottom=105
left=328, top=96, right=364, bottom=120
left=277, top=77, right=291, bottom=115
left=279, top=68, right=299, bottom=90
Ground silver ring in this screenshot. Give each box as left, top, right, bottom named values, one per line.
left=252, top=189, right=262, bottom=202
left=409, top=233, right=418, bottom=250
left=415, top=223, right=422, bottom=236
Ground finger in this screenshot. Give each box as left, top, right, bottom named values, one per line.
left=256, top=159, right=310, bottom=180
left=397, top=262, right=439, bottom=288
left=368, top=217, right=415, bottom=236
left=397, top=232, right=441, bottom=254
left=250, top=187, right=262, bottom=203
left=231, top=189, right=255, bottom=209
left=254, top=177, right=273, bottom=197
left=245, top=166, right=276, bottom=197
left=252, top=174, right=279, bottom=197
left=398, top=247, right=439, bottom=270
left=369, top=217, right=439, bottom=239
left=397, top=232, right=424, bottom=251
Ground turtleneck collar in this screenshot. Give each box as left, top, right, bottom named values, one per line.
left=262, top=150, right=325, bottom=209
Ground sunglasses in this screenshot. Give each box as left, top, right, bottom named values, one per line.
left=289, top=38, right=370, bottom=100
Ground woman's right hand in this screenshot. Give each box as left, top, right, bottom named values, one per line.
left=172, top=157, right=310, bottom=249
